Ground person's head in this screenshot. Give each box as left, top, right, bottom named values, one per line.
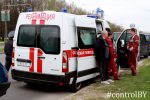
left=8, top=31, right=14, bottom=40
left=130, top=28, right=136, bottom=35
left=101, top=30, right=108, bottom=39
left=108, top=32, right=113, bottom=38
left=105, top=28, right=111, bottom=33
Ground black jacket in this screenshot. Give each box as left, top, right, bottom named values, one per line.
left=95, top=35, right=109, bottom=62
left=4, top=39, right=13, bottom=56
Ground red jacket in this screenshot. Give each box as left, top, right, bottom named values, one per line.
left=127, top=34, right=139, bottom=53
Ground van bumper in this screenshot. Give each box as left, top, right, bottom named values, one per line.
left=11, top=70, right=72, bottom=86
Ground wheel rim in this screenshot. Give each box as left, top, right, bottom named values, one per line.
left=76, top=83, right=81, bottom=90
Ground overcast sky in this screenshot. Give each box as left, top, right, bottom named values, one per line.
left=65, top=0, right=150, bottom=32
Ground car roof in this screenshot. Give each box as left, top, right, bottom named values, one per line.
left=142, top=33, right=150, bottom=35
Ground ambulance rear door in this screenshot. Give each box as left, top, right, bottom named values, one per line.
left=14, top=12, right=63, bottom=76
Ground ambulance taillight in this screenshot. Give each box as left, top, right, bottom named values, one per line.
left=62, top=51, right=68, bottom=73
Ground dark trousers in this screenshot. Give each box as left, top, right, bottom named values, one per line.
left=98, top=61, right=109, bottom=81
left=5, top=55, right=12, bottom=72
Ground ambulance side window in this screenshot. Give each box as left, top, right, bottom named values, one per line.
left=77, top=28, right=96, bottom=49
left=17, top=25, right=36, bottom=47
left=96, top=22, right=103, bottom=33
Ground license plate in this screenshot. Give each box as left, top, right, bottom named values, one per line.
left=17, top=62, right=31, bottom=67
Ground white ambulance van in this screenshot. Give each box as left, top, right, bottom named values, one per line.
left=11, top=11, right=110, bottom=92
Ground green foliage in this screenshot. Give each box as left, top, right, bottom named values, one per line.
left=108, top=21, right=124, bottom=32
left=47, top=0, right=88, bottom=15
left=0, top=0, right=123, bottom=39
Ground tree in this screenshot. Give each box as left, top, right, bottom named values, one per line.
left=108, top=21, right=124, bottom=32
left=0, top=0, right=125, bottom=41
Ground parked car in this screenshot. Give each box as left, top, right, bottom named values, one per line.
left=116, top=29, right=149, bottom=68
left=144, top=33, right=150, bottom=54
left=0, top=62, right=10, bottom=97
left=139, top=33, right=149, bottom=58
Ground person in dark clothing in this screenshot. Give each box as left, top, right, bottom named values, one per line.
left=4, top=31, right=14, bottom=72
left=95, top=31, right=111, bottom=84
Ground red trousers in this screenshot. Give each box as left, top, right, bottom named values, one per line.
left=128, top=52, right=138, bottom=75
left=108, top=56, right=119, bottom=80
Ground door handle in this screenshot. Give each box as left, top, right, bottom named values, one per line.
left=38, top=56, right=45, bottom=59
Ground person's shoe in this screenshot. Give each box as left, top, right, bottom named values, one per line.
left=114, top=75, right=119, bottom=80
left=132, top=73, right=137, bottom=76
left=132, top=71, right=137, bottom=76
left=107, top=79, right=114, bottom=83
left=101, top=81, right=110, bottom=85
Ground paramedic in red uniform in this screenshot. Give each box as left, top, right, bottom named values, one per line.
left=106, top=32, right=119, bottom=80
left=127, top=28, right=139, bottom=76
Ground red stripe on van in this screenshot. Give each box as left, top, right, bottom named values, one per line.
left=29, top=48, right=34, bottom=72
left=40, top=20, right=45, bottom=25
left=64, top=49, right=94, bottom=58
left=37, top=49, right=43, bottom=73
left=32, top=20, right=36, bottom=25
left=78, top=49, right=94, bottom=57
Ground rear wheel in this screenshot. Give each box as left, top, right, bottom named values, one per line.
left=25, top=82, right=35, bottom=87
left=69, top=82, right=82, bottom=92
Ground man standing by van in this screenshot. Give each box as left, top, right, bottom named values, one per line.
left=95, top=31, right=110, bottom=84
left=127, top=28, right=139, bottom=76
left=4, top=31, right=14, bottom=72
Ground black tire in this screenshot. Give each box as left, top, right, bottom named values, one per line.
left=25, top=82, right=35, bottom=87
left=69, top=82, right=82, bottom=92
left=144, top=53, right=148, bottom=58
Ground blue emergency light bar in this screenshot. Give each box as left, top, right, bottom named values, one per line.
left=61, top=8, right=68, bottom=13
left=87, top=15, right=99, bottom=19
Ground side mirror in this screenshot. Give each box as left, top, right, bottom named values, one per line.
left=120, top=39, right=125, bottom=47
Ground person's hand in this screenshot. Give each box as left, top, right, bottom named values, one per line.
left=127, top=45, right=129, bottom=50
left=114, top=58, right=117, bottom=62
left=129, top=47, right=133, bottom=51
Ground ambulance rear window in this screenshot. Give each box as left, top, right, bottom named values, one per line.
left=17, top=25, right=60, bottom=54
left=39, top=26, right=60, bottom=54
left=18, top=26, right=36, bottom=47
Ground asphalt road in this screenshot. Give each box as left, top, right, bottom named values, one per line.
left=0, top=54, right=149, bottom=100
left=0, top=54, right=72, bottom=100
